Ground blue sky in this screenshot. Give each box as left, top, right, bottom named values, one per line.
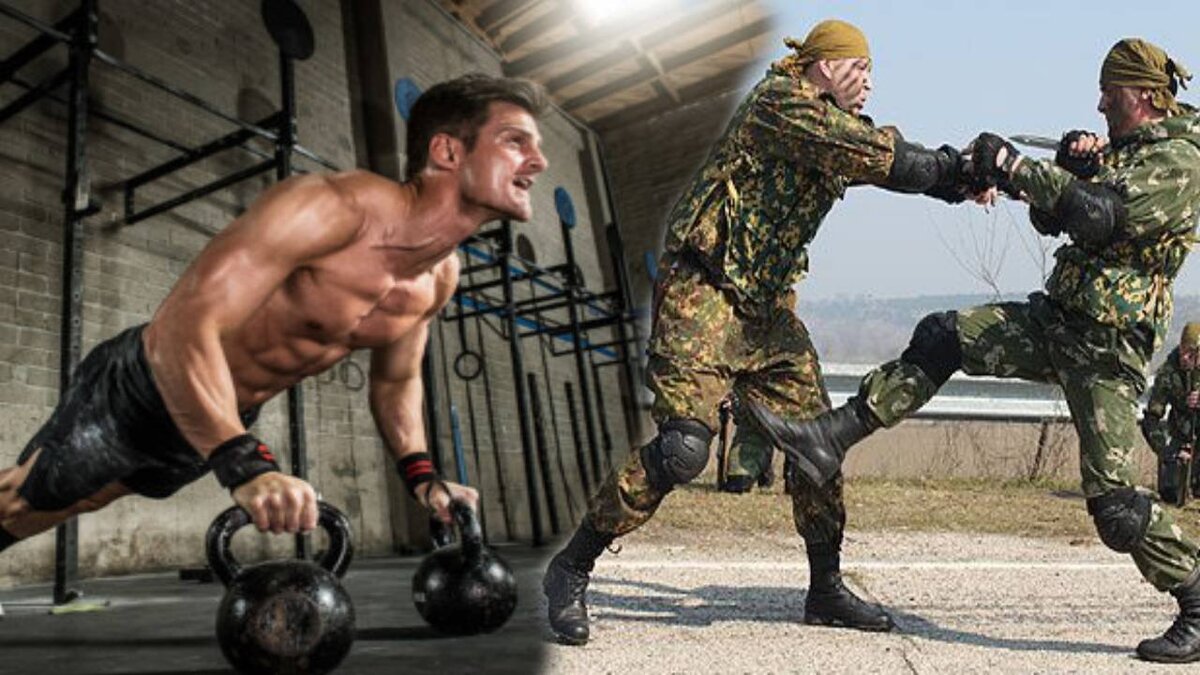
left=750, top=0, right=1200, bottom=300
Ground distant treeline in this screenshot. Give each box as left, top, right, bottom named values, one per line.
left=799, top=293, right=1200, bottom=367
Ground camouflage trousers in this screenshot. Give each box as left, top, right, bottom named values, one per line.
left=584, top=258, right=845, bottom=546
left=861, top=293, right=1199, bottom=590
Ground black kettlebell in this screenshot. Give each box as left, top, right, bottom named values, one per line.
left=412, top=500, right=518, bottom=635
left=207, top=501, right=356, bottom=675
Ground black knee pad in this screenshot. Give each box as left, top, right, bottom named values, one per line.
left=1087, top=487, right=1152, bottom=553
left=899, top=311, right=962, bottom=387
left=641, top=418, right=713, bottom=491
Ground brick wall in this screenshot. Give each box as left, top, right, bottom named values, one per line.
left=0, top=0, right=373, bottom=585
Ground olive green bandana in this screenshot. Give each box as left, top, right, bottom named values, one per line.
left=784, top=19, right=870, bottom=65
left=1100, top=38, right=1191, bottom=114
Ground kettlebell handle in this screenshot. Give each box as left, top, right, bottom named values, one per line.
left=450, top=500, right=483, bottom=556
left=205, top=500, right=355, bottom=586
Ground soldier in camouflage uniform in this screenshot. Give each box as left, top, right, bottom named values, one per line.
left=750, top=38, right=1200, bottom=663
left=718, top=394, right=776, bottom=493
left=1142, top=322, right=1200, bottom=504
left=543, top=20, right=974, bottom=645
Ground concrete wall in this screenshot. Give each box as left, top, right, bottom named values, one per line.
left=0, top=0, right=631, bottom=586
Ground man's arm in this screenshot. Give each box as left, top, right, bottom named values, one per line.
left=746, top=80, right=966, bottom=201
left=1004, top=138, right=1200, bottom=246
left=369, top=255, right=477, bottom=522
left=146, top=175, right=363, bottom=454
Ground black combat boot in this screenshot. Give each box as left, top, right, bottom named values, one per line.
left=1137, top=574, right=1200, bottom=663
left=746, top=397, right=881, bottom=486
left=719, top=475, right=755, bottom=494
left=804, top=543, right=894, bottom=632
left=543, top=521, right=614, bottom=645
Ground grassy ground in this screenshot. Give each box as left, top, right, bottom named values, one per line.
left=636, top=475, right=1200, bottom=542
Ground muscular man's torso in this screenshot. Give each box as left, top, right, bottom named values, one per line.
left=151, top=172, right=459, bottom=410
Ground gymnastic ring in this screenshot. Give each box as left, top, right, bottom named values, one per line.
left=453, top=351, right=483, bottom=381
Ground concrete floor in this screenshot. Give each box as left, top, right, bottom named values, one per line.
left=543, top=530, right=1187, bottom=674
left=0, top=544, right=551, bottom=675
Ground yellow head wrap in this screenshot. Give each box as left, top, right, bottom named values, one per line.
left=784, top=19, right=870, bottom=66
left=1182, top=322, right=1200, bottom=350
left=1100, top=38, right=1191, bottom=115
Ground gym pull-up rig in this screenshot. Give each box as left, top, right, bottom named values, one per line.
left=0, top=0, right=336, bottom=606
left=393, top=79, right=646, bottom=548
left=433, top=190, right=644, bottom=547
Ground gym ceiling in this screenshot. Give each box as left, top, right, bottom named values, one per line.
left=436, top=0, right=776, bottom=130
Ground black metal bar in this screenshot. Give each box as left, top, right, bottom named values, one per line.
left=54, top=0, right=96, bottom=607
left=576, top=337, right=639, bottom=351
left=563, top=381, right=590, bottom=494
left=90, top=47, right=283, bottom=145
left=559, top=219, right=603, bottom=482
left=0, top=9, right=78, bottom=84
left=0, top=2, right=73, bottom=42
left=444, top=305, right=505, bottom=323
left=10, top=74, right=276, bottom=163
left=124, top=158, right=275, bottom=224
left=500, top=221, right=543, bottom=546
left=421, top=342, right=444, bottom=472
left=527, top=372, right=560, bottom=535
left=470, top=283, right=514, bottom=540
left=460, top=262, right=499, bottom=277
left=457, top=278, right=508, bottom=295
left=513, top=293, right=569, bottom=311
left=123, top=113, right=279, bottom=190
left=523, top=314, right=622, bottom=340
left=0, top=65, right=68, bottom=125
left=292, top=141, right=338, bottom=171
left=599, top=128, right=646, bottom=438
left=590, top=359, right=614, bottom=471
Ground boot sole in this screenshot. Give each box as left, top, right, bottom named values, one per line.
left=1136, top=649, right=1200, bottom=664
left=550, top=629, right=589, bottom=646
left=744, top=403, right=829, bottom=487
left=804, top=614, right=895, bottom=633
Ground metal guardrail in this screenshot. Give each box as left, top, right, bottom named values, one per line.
left=822, top=363, right=1073, bottom=422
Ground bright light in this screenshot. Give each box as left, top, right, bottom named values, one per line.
left=575, top=0, right=684, bottom=27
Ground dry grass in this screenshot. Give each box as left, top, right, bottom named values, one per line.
left=637, top=476, right=1200, bottom=542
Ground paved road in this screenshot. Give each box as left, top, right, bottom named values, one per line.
left=541, top=530, right=1183, bottom=673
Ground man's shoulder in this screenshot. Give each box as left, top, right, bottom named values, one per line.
left=324, top=169, right=403, bottom=202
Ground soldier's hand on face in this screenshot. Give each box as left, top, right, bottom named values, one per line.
left=1189, top=391, right=1200, bottom=409
left=416, top=480, right=480, bottom=525
left=231, top=471, right=319, bottom=534
left=1180, top=445, right=1193, bottom=463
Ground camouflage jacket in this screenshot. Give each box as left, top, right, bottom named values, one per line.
left=1144, top=347, right=1200, bottom=454
left=1011, top=114, right=1200, bottom=350
left=661, top=59, right=894, bottom=310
